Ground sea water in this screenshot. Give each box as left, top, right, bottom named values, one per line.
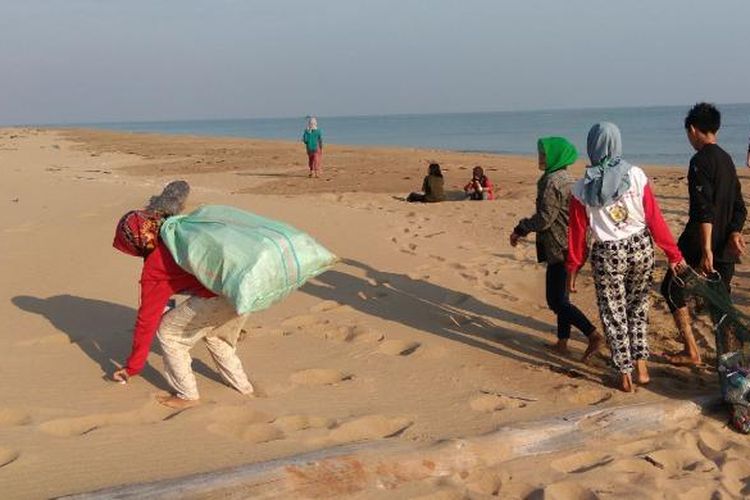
left=68, top=103, right=750, bottom=167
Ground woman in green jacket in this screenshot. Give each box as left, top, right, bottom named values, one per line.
left=407, top=163, right=445, bottom=203
left=510, top=137, right=603, bottom=360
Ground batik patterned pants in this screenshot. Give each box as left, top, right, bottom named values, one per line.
left=157, top=296, right=253, bottom=400
left=591, top=229, right=655, bottom=374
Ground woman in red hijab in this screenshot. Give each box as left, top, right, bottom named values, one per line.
left=112, top=181, right=254, bottom=409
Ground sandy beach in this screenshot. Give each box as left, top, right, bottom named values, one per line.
left=2, top=127, right=750, bottom=499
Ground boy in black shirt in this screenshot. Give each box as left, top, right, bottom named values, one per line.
left=661, top=103, right=747, bottom=365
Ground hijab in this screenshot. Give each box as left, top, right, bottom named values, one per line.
left=537, top=137, right=577, bottom=174
left=577, top=122, right=633, bottom=207
left=113, top=210, right=165, bottom=258
left=306, top=116, right=318, bottom=131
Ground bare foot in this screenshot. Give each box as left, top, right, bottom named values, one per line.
left=662, top=350, right=702, bottom=367
left=547, top=339, right=570, bottom=355
left=616, top=373, right=634, bottom=393
left=635, top=359, right=650, bottom=385
left=582, top=332, right=605, bottom=364
left=156, top=394, right=200, bottom=409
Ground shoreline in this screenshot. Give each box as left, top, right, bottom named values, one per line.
left=37, top=122, right=705, bottom=169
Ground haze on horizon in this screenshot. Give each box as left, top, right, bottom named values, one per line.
left=1, top=0, right=748, bottom=125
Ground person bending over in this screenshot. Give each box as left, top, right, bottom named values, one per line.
left=111, top=181, right=254, bottom=409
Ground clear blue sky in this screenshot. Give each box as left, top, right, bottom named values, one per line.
left=1, top=0, right=748, bottom=125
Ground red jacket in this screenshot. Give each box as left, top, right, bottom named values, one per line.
left=464, top=176, right=495, bottom=200
left=125, top=241, right=215, bottom=376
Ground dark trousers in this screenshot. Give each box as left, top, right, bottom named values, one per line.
left=661, top=261, right=735, bottom=312
left=546, top=262, right=596, bottom=340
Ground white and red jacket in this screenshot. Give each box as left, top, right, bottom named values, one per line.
left=566, top=166, right=682, bottom=272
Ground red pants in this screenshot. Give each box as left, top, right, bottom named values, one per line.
left=307, top=149, right=322, bottom=173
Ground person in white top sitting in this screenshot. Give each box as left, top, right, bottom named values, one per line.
left=566, top=122, right=686, bottom=392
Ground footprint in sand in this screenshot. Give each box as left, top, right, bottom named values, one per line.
left=208, top=407, right=334, bottom=443
left=0, top=448, right=19, bottom=469
left=314, top=325, right=358, bottom=342
left=469, top=392, right=530, bottom=412
left=318, top=324, right=384, bottom=343
left=460, top=272, right=479, bottom=283
left=550, top=451, right=615, bottom=474
left=0, top=409, right=31, bottom=427
left=310, top=415, right=413, bottom=446
left=206, top=407, right=282, bottom=444
left=289, top=368, right=352, bottom=386
left=309, top=300, right=343, bottom=313
left=719, top=459, right=750, bottom=492
left=377, top=339, right=421, bottom=356
left=536, top=481, right=599, bottom=500
left=349, top=325, right=385, bottom=343
left=39, top=402, right=183, bottom=437
left=553, top=383, right=613, bottom=406
left=281, top=314, right=325, bottom=329
left=400, top=244, right=418, bottom=255
left=272, top=415, right=336, bottom=434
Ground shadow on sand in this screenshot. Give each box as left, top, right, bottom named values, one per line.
left=302, top=259, right=718, bottom=399
left=11, top=294, right=226, bottom=391
left=302, top=258, right=602, bottom=383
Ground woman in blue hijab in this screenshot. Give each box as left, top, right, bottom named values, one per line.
left=567, top=123, right=685, bottom=392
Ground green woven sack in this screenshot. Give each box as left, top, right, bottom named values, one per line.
left=160, top=205, right=337, bottom=314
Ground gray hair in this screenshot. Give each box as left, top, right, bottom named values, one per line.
left=146, top=180, right=190, bottom=216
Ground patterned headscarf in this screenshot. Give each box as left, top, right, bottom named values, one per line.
left=112, top=210, right=164, bottom=257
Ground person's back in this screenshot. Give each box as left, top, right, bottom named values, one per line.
left=680, top=143, right=746, bottom=263
left=661, top=102, right=747, bottom=368
left=424, top=174, right=445, bottom=202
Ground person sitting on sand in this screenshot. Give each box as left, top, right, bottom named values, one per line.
left=407, top=163, right=446, bottom=203
left=302, top=116, right=323, bottom=178
left=511, top=137, right=603, bottom=360
left=567, top=123, right=686, bottom=393
left=464, top=166, right=495, bottom=200
left=111, top=181, right=254, bottom=409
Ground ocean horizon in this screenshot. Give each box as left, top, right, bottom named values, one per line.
left=51, top=103, right=750, bottom=167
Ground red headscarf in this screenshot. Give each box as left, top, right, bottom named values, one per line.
left=113, top=210, right=164, bottom=257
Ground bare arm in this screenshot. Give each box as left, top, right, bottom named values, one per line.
left=699, top=222, right=713, bottom=274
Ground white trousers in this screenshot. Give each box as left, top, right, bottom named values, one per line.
left=156, top=296, right=253, bottom=400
